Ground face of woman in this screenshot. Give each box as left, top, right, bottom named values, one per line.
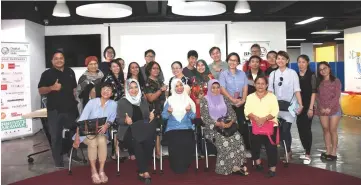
left=319, top=64, right=330, bottom=77
left=101, top=86, right=113, bottom=99
left=172, top=63, right=182, bottom=77
left=128, top=82, right=139, bottom=96
left=130, top=63, right=139, bottom=76
left=255, top=78, right=268, bottom=93
left=87, top=60, right=98, bottom=73
left=106, top=49, right=114, bottom=60
left=211, top=83, right=221, bottom=96
left=175, top=81, right=184, bottom=94
left=228, top=55, right=239, bottom=69
left=297, top=57, right=308, bottom=71
left=150, top=64, right=160, bottom=77
left=111, top=63, right=120, bottom=75
left=119, top=60, right=125, bottom=70
left=276, top=55, right=289, bottom=68
left=196, top=62, right=206, bottom=74
left=267, top=53, right=276, bottom=65
left=249, top=58, right=260, bottom=70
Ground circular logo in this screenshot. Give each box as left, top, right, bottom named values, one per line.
left=1, top=64, right=4, bottom=69
left=1, top=112, right=6, bottom=120
left=260, top=47, right=268, bottom=58
left=1, top=47, right=9, bottom=55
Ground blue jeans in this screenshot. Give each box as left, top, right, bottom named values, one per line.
left=280, top=121, right=292, bottom=153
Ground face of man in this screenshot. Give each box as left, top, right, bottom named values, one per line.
left=52, top=53, right=65, bottom=69
left=251, top=47, right=261, bottom=57
left=145, top=52, right=155, bottom=64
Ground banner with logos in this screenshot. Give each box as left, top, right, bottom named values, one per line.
left=239, top=41, right=271, bottom=66
left=1, top=42, right=32, bottom=140
left=344, top=27, right=361, bottom=92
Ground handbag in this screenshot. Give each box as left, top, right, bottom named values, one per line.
left=272, top=72, right=294, bottom=111
left=77, top=117, right=107, bottom=138
left=251, top=119, right=279, bottom=145
left=213, top=116, right=238, bottom=137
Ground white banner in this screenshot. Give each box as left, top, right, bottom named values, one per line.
left=239, top=41, right=271, bottom=66
left=344, top=26, right=361, bottom=92
left=1, top=42, right=33, bottom=140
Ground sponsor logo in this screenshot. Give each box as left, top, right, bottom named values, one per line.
left=1, top=119, right=27, bottom=131
left=5, top=92, right=24, bottom=95
left=1, top=63, right=4, bottom=69
left=1, top=112, right=6, bottom=120
left=1, top=84, right=7, bottom=90
left=7, top=99, right=24, bottom=102
left=12, top=104, right=27, bottom=108
left=8, top=63, right=15, bottom=69
left=11, top=112, right=22, bottom=117
left=1, top=107, right=9, bottom=110
left=10, top=84, right=24, bottom=88
left=1, top=47, right=9, bottom=55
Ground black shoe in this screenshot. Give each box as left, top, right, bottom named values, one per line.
left=70, top=155, right=83, bottom=163
left=326, top=155, right=337, bottom=161
left=266, top=170, right=276, bottom=178
left=255, top=164, right=264, bottom=172
left=321, top=152, right=329, bottom=160
left=55, top=162, right=64, bottom=169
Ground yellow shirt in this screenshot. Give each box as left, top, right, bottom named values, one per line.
left=244, top=92, right=279, bottom=126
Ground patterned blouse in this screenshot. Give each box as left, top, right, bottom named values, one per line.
left=315, top=78, right=342, bottom=116
left=102, top=73, right=125, bottom=101
left=144, top=78, right=166, bottom=116
left=190, top=73, right=215, bottom=118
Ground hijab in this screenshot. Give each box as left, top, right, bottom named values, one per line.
left=195, top=59, right=212, bottom=82
left=166, top=79, right=196, bottom=122
left=125, top=79, right=142, bottom=106
left=205, top=79, right=227, bottom=120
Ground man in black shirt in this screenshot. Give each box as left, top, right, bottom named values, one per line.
left=183, top=50, right=198, bottom=79
left=38, top=50, right=81, bottom=168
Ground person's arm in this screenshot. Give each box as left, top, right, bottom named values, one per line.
left=242, top=62, right=248, bottom=72
left=244, top=94, right=255, bottom=120
left=186, top=106, right=196, bottom=120
left=241, top=75, right=248, bottom=102
left=309, top=74, right=317, bottom=111
left=268, top=94, right=279, bottom=119
left=161, top=102, right=170, bottom=120
left=200, top=98, right=217, bottom=126
left=145, top=90, right=162, bottom=102
left=293, top=71, right=303, bottom=107
left=168, top=77, right=172, bottom=96
left=38, top=72, right=54, bottom=95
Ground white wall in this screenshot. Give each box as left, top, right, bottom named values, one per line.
left=287, top=48, right=300, bottom=63
left=1, top=20, right=26, bottom=42
left=344, top=25, right=361, bottom=92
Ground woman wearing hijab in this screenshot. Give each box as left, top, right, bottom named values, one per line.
left=116, top=79, right=156, bottom=183
left=200, top=79, right=248, bottom=176
left=162, top=79, right=196, bottom=174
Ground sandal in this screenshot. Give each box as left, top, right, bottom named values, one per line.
left=320, top=152, right=329, bottom=160
left=99, top=172, right=108, bottom=183
left=129, top=155, right=136, bottom=160
left=266, top=170, right=276, bottom=178
left=233, top=166, right=249, bottom=176
left=91, top=173, right=102, bottom=184
left=326, top=155, right=337, bottom=161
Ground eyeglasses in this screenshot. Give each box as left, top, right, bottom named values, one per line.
left=278, top=77, right=283, bottom=86
left=152, top=67, right=160, bottom=70
left=172, top=67, right=181, bottom=70
left=146, top=55, right=155, bottom=58
left=319, top=67, right=328, bottom=72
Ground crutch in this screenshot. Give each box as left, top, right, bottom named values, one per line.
left=111, top=129, right=120, bottom=176
left=159, top=123, right=164, bottom=174
left=195, top=125, right=199, bottom=173
left=201, top=126, right=209, bottom=172
left=278, top=118, right=289, bottom=168
left=152, top=128, right=160, bottom=174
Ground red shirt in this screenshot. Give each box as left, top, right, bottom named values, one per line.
left=242, top=59, right=270, bottom=72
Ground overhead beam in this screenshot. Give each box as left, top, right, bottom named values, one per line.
left=161, top=1, right=168, bottom=16
left=146, top=1, right=159, bottom=14
left=265, top=1, right=298, bottom=14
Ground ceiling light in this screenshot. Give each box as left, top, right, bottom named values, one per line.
left=168, top=0, right=184, bottom=7
left=286, top=39, right=306, bottom=41
left=287, top=46, right=301, bottom=48
left=172, top=1, right=226, bottom=16
left=335, top=38, right=344, bottom=40
left=76, top=3, right=132, bottom=18
left=234, top=0, right=251, bottom=14
left=311, top=30, right=340, bottom=34
left=295, top=17, right=324, bottom=25
left=313, top=43, right=323, bottom=45
left=53, top=0, right=70, bottom=17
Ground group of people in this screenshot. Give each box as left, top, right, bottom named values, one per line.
left=38, top=44, right=342, bottom=184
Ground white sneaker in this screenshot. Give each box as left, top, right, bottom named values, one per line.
left=299, top=154, right=306, bottom=159
left=303, top=156, right=311, bottom=164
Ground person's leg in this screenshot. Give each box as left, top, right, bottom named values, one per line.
left=280, top=121, right=292, bottom=153
left=233, top=105, right=250, bottom=150
left=63, top=112, right=81, bottom=161
left=296, top=113, right=313, bottom=156
left=133, top=139, right=147, bottom=176
left=319, top=116, right=332, bottom=155
left=142, top=137, right=156, bottom=178
left=329, top=115, right=341, bottom=157
left=97, top=135, right=108, bottom=183
left=265, top=127, right=278, bottom=173
left=47, top=110, right=63, bottom=167
left=250, top=132, right=262, bottom=166
left=83, top=137, right=101, bottom=184
left=123, top=128, right=135, bottom=160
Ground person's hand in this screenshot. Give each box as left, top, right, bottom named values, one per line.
left=73, top=136, right=80, bottom=149
left=257, top=117, right=267, bottom=126
left=125, top=113, right=133, bottom=125
left=235, top=99, right=245, bottom=107
left=325, top=108, right=331, bottom=114
left=50, top=79, right=61, bottom=91
left=185, top=104, right=191, bottom=113
left=223, top=122, right=233, bottom=128
left=195, top=99, right=200, bottom=104
left=149, top=109, right=155, bottom=122
left=98, top=123, right=109, bottom=134
left=168, top=105, right=173, bottom=114
left=215, top=121, right=222, bottom=127
left=160, top=85, right=167, bottom=92
left=307, top=109, right=314, bottom=118
left=296, top=105, right=304, bottom=115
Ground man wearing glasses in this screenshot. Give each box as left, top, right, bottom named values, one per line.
left=140, top=49, right=164, bottom=82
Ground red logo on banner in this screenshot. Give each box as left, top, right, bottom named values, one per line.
left=8, top=63, right=15, bottom=69
left=1, top=84, right=7, bottom=90
left=11, top=112, right=22, bottom=117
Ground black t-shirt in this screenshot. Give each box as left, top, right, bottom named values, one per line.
left=99, top=62, right=111, bottom=76
left=183, top=67, right=196, bottom=79
left=38, top=67, right=77, bottom=113
left=265, top=67, right=278, bottom=76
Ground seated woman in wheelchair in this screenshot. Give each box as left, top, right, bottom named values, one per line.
left=244, top=76, right=279, bottom=178
left=162, top=79, right=196, bottom=174
left=200, top=79, right=248, bottom=176
left=117, top=79, right=156, bottom=183
left=73, top=82, right=117, bottom=184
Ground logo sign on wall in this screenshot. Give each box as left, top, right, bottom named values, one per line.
left=1, top=42, right=32, bottom=141
left=239, top=41, right=271, bottom=65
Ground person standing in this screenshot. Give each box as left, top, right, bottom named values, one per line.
left=208, top=47, right=228, bottom=79
left=99, top=46, right=116, bottom=75
left=140, top=49, right=164, bottom=82
left=38, top=50, right=80, bottom=168
left=183, top=50, right=198, bottom=79
left=241, top=44, right=270, bottom=73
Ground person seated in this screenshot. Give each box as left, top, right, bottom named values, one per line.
left=200, top=79, right=249, bottom=176
left=162, top=79, right=196, bottom=174
left=73, top=83, right=117, bottom=184
left=244, top=76, right=279, bottom=178
left=117, top=79, right=156, bottom=183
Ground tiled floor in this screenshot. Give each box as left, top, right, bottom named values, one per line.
left=1, top=116, right=361, bottom=185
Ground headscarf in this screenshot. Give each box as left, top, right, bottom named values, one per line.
left=124, top=79, right=142, bottom=106
left=166, top=79, right=196, bottom=122
left=205, top=79, right=227, bottom=120
left=195, top=59, right=212, bottom=82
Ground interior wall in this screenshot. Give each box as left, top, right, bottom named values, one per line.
left=1, top=20, right=26, bottom=42
left=344, top=25, right=361, bottom=92
left=287, top=48, right=301, bottom=63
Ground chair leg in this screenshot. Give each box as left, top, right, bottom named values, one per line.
left=283, top=140, right=289, bottom=167
left=202, top=127, right=209, bottom=172
left=195, top=126, right=198, bottom=172
left=80, top=148, right=87, bottom=164
left=152, top=146, right=157, bottom=174
left=68, top=148, right=73, bottom=175
left=160, top=126, right=163, bottom=174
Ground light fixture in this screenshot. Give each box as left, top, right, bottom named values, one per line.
left=287, top=46, right=301, bottom=48
left=234, top=0, right=251, bottom=14
left=168, top=0, right=184, bottom=7
left=313, top=43, right=323, bottom=45
left=335, top=38, right=344, bottom=40
left=311, top=30, right=340, bottom=34
left=53, top=0, right=70, bottom=17
left=172, top=1, right=226, bottom=16
left=286, top=39, right=306, bottom=41
left=295, top=17, right=324, bottom=25
left=76, top=3, right=132, bottom=18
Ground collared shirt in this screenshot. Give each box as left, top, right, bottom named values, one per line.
left=244, top=92, right=279, bottom=125
left=219, top=69, right=248, bottom=98
left=268, top=68, right=301, bottom=102
left=208, top=61, right=228, bottom=79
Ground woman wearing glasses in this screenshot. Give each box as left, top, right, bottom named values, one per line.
left=168, top=61, right=191, bottom=96
left=268, top=51, right=303, bottom=163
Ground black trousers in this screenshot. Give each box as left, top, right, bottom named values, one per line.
left=123, top=129, right=135, bottom=156
left=296, top=112, right=313, bottom=155
left=47, top=110, right=77, bottom=166
left=133, top=136, right=155, bottom=173
left=251, top=127, right=278, bottom=167
left=232, top=104, right=251, bottom=150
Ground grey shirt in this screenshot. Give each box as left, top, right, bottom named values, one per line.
left=208, top=61, right=228, bottom=79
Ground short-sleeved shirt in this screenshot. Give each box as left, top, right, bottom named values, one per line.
left=144, top=78, right=166, bottom=116
left=268, top=68, right=301, bottom=102
left=38, top=67, right=77, bottom=113
left=208, top=61, right=228, bottom=79
left=219, top=69, right=248, bottom=98
left=183, top=67, right=196, bottom=79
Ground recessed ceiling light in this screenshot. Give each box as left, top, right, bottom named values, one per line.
left=313, top=43, right=323, bottom=45
left=334, top=38, right=344, bottom=40
left=295, top=17, right=324, bottom=25
left=234, top=0, right=251, bottom=14
left=287, top=46, right=301, bottom=48
left=76, top=3, right=132, bottom=18
left=311, top=30, right=340, bottom=34
left=286, top=39, right=306, bottom=41
left=172, top=1, right=226, bottom=16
